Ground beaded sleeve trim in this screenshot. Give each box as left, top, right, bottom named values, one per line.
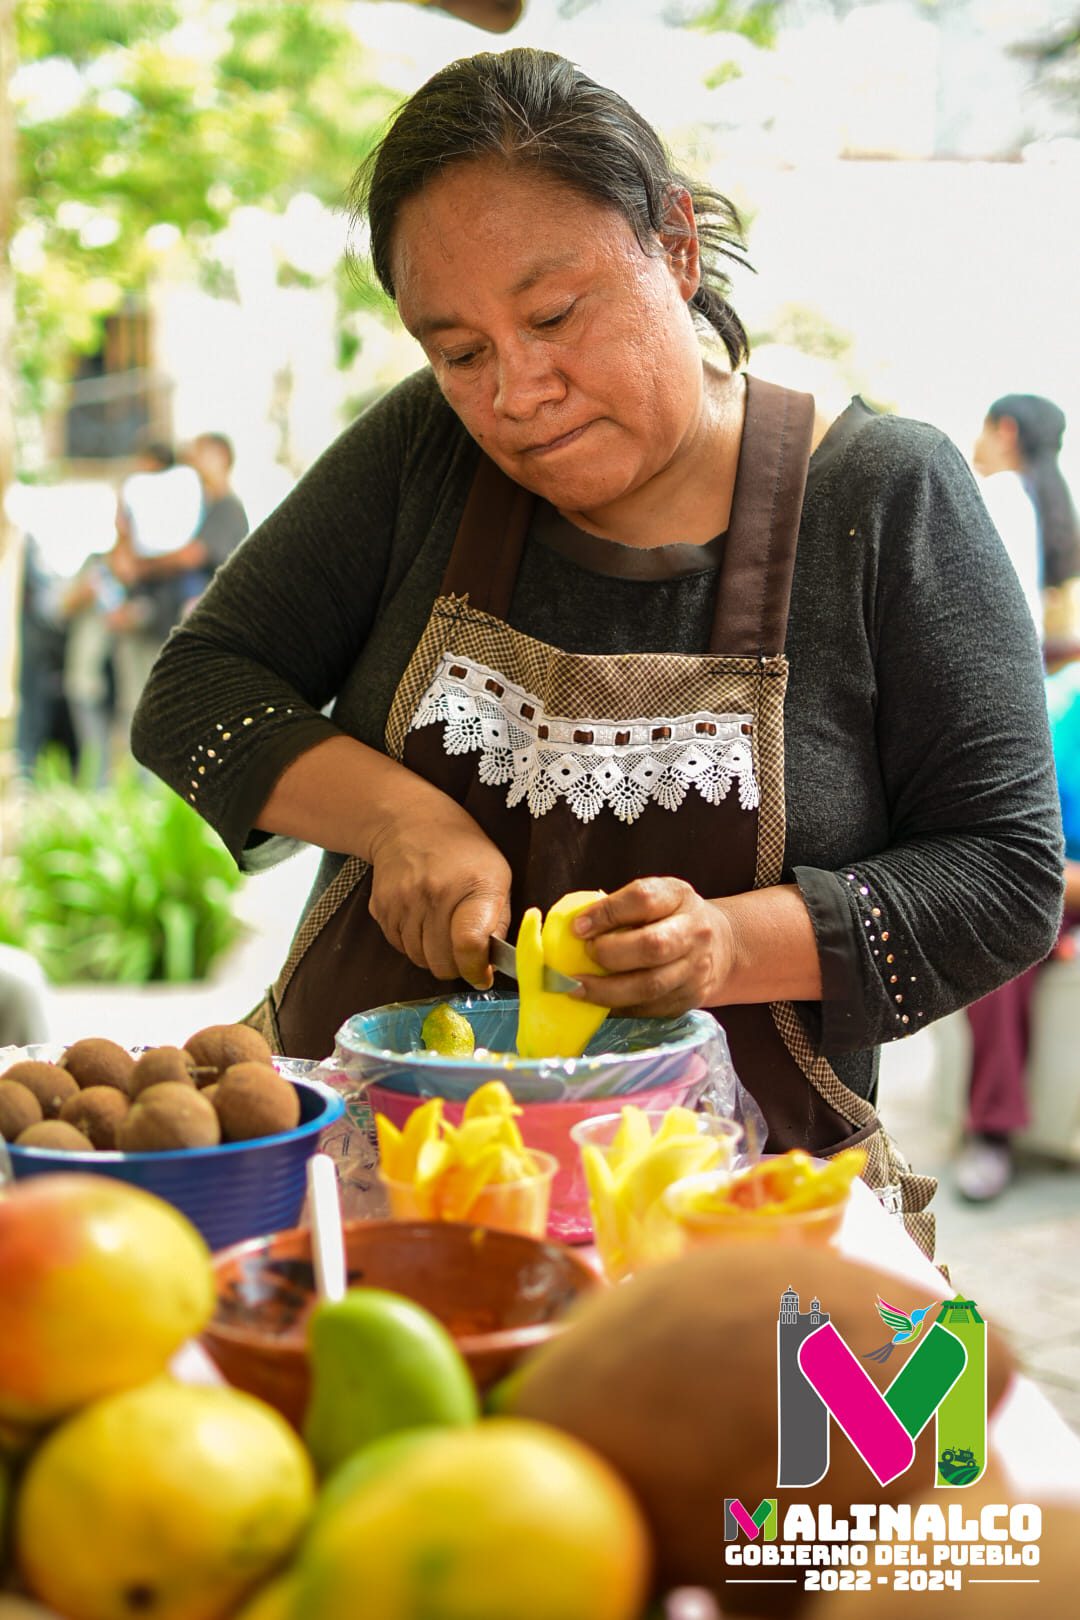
left=409, top=652, right=760, bottom=825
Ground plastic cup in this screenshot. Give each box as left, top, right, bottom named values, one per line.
left=662, top=1168, right=851, bottom=1251
left=377, top=1149, right=559, bottom=1241
left=569, top=1109, right=744, bottom=1282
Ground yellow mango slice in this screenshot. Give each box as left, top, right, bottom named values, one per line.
left=462, top=1081, right=523, bottom=1122
left=515, top=899, right=611, bottom=1060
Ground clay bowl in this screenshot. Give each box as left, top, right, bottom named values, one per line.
left=200, top=1218, right=601, bottom=1428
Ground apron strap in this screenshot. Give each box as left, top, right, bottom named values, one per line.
left=709, top=376, right=816, bottom=656
left=439, top=450, right=533, bottom=617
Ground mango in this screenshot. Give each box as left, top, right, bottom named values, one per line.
left=516, top=892, right=611, bottom=1060
left=15, top=1379, right=314, bottom=1620
left=303, top=1289, right=479, bottom=1478
left=0, top=1175, right=214, bottom=1425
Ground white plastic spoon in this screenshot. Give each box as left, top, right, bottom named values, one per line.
left=306, top=1152, right=347, bottom=1303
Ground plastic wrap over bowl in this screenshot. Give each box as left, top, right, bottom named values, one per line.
left=315, top=995, right=759, bottom=1243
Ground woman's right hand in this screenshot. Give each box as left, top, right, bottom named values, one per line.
left=367, top=797, right=512, bottom=987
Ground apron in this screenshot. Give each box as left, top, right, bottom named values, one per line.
left=250, top=376, right=936, bottom=1256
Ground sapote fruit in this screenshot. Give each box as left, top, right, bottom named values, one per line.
left=0, top=1081, right=43, bottom=1141
left=59, top=1086, right=130, bottom=1150
left=117, top=1082, right=221, bottom=1152
left=510, top=1244, right=1015, bottom=1617
left=213, top=1062, right=299, bottom=1141
left=1, top=1061, right=78, bottom=1119
left=15, top=1120, right=94, bottom=1153
left=58, top=1038, right=135, bottom=1094
left=130, top=1046, right=197, bottom=1097
left=184, top=1023, right=272, bottom=1085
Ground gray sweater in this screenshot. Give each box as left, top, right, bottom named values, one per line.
left=132, top=369, right=1064, bottom=1098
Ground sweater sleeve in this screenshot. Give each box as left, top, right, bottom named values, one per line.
left=131, top=370, right=453, bottom=870
left=794, top=434, right=1064, bottom=1052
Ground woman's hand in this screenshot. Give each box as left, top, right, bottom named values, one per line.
left=367, top=800, right=512, bottom=988
left=570, top=877, right=734, bottom=1016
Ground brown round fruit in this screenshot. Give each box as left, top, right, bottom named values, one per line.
left=213, top=1062, right=300, bottom=1141
left=184, top=1023, right=273, bottom=1086
left=130, top=1046, right=198, bottom=1097
left=117, top=1082, right=221, bottom=1152
left=59, top=1038, right=135, bottom=1095
left=59, top=1086, right=131, bottom=1150
left=15, top=1120, right=95, bottom=1153
left=511, top=1243, right=1016, bottom=1617
left=1, top=1062, right=79, bottom=1119
left=0, top=1081, right=44, bottom=1141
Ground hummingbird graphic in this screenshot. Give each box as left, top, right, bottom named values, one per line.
left=862, top=1296, right=938, bottom=1364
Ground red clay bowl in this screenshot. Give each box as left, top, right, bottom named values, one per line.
left=200, top=1218, right=601, bottom=1427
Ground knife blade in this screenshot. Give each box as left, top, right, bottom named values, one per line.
left=488, top=934, right=582, bottom=995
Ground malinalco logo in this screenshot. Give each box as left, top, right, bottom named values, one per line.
left=772, top=1288, right=987, bottom=1490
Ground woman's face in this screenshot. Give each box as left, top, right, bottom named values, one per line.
left=391, top=161, right=706, bottom=514
left=973, top=414, right=1020, bottom=477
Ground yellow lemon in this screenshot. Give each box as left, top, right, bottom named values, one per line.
left=15, top=1380, right=314, bottom=1620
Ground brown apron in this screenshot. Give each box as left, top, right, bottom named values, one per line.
left=252, top=376, right=936, bottom=1255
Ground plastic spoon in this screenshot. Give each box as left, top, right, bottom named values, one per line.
left=306, top=1152, right=347, bottom=1303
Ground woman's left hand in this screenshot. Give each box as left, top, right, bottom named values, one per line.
left=570, top=877, right=734, bottom=1016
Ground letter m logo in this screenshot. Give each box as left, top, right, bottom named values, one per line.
left=724, top=1498, right=778, bottom=1541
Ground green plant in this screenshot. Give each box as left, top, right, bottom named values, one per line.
left=0, top=753, right=244, bottom=984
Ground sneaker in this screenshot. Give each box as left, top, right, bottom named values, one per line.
left=954, top=1136, right=1013, bottom=1203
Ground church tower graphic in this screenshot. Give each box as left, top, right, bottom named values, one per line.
left=777, top=1286, right=830, bottom=1487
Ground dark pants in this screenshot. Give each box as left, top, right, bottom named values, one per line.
left=965, top=968, right=1039, bottom=1135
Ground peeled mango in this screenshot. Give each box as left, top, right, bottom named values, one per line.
left=516, top=890, right=611, bottom=1060
left=581, top=1106, right=733, bottom=1282
left=375, top=1081, right=543, bottom=1224
left=0, top=1174, right=214, bottom=1425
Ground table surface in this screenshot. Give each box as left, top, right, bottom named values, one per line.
left=178, top=1182, right=1080, bottom=1501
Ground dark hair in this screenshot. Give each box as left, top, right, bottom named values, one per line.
left=138, top=438, right=175, bottom=470
left=989, top=394, right=1080, bottom=588
left=196, top=431, right=235, bottom=468
left=350, top=48, right=751, bottom=370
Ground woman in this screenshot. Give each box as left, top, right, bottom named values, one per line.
left=973, top=392, right=1080, bottom=648
left=957, top=394, right=1080, bottom=1200
left=133, top=50, right=1063, bottom=1255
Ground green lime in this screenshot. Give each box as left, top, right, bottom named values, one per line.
left=420, top=1003, right=476, bottom=1057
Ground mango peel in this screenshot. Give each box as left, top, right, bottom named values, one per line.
left=376, top=1082, right=548, bottom=1227
left=516, top=891, right=611, bottom=1060
left=579, top=1105, right=737, bottom=1282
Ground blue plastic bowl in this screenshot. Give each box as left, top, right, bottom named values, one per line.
left=335, top=994, right=723, bottom=1103
left=6, top=1076, right=344, bottom=1253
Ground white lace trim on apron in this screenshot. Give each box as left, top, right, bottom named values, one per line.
left=410, top=652, right=760, bottom=825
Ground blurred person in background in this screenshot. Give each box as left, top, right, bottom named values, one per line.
left=956, top=394, right=1080, bottom=1200
left=133, top=50, right=1065, bottom=1254
left=973, top=394, right=1080, bottom=653
left=107, top=440, right=203, bottom=742
left=117, top=432, right=250, bottom=619
left=15, top=533, right=79, bottom=776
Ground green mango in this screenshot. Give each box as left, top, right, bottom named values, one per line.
left=302, top=1288, right=479, bottom=1478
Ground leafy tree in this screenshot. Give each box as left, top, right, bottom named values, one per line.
left=12, top=1, right=404, bottom=425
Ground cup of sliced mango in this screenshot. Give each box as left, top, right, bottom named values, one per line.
left=662, top=1146, right=867, bottom=1251
left=570, top=1105, right=745, bottom=1282
left=375, top=1081, right=558, bottom=1239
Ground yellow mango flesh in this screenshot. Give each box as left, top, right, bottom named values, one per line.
left=515, top=898, right=612, bottom=1060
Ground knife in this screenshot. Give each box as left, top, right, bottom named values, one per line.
left=488, top=935, right=582, bottom=995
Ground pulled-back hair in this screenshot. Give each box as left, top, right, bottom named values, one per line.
left=350, top=48, right=751, bottom=370
left=989, top=394, right=1080, bottom=588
